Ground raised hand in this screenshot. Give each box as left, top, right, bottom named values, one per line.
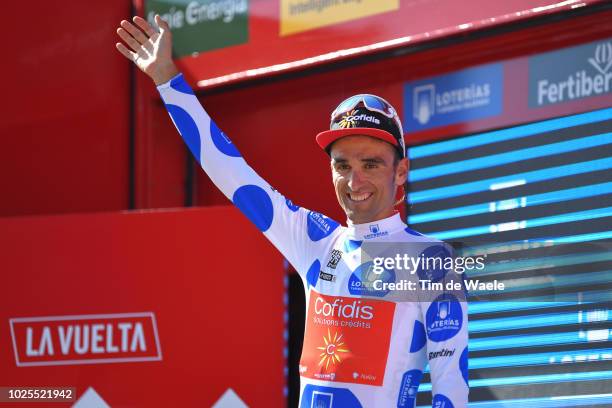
left=115, top=15, right=179, bottom=85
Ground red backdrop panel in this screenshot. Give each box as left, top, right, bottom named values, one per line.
left=0, top=2, right=132, bottom=217
left=168, top=0, right=606, bottom=88
left=0, top=207, right=285, bottom=407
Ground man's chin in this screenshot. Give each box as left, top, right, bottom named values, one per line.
left=343, top=207, right=373, bottom=224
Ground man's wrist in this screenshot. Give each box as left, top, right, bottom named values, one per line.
left=152, top=63, right=180, bottom=86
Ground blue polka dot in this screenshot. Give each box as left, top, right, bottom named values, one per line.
left=306, top=260, right=320, bottom=289
left=232, top=185, right=274, bottom=232
left=409, top=320, right=426, bottom=352
left=301, top=385, right=362, bottom=408
left=285, top=198, right=300, bottom=212
left=348, top=261, right=395, bottom=297
left=460, top=346, right=469, bottom=386
left=433, top=394, right=454, bottom=408
left=170, top=74, right=194, bottom=95
left=416, top=244, right=451, bottom=282
left=343, top=239, right=362, bottom=252
left=405, top=227, right=423, bottom=236
left=397, top=369, right=422, bottom=408
left=210, top=121, right=241, bottom=157
left=307, top=212, right=339, bottom=242
left=166, top=104, right=200, bottom=163
left=426, top=293, right=463, bottom=342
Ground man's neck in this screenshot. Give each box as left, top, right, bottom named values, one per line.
left=346, top=209, right=398, bottom=226
left=346, top=212, right=406, bottom=241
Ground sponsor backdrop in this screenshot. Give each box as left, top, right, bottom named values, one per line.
left=403, top=36, right=612, bottom=408
left=0, top=207, right=285, bottom=407
left=403, top=37, right=612, bottom=144
left=529, top=40, right=612, bottom=107
left=140, top=0, right=605, bottom=87
left=404, top=63, right=504, bottom=132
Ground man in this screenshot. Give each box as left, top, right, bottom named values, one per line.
left=116, top=14, right=468, bottom=408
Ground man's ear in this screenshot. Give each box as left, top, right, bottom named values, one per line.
left=395, top=157, right=409, bottom=186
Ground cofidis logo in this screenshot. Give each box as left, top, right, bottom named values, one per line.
left=338, top=109, right=381, bottom=129
left=9, top=312, right=162, bottom=366
left=301, top=290, right=396, bottom=386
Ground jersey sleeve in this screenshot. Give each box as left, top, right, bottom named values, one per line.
left=424, top=301, right=469, bottom=407
left=419, top=246, right=470, bottom=407
left=156, top=73, right=339, bottom=276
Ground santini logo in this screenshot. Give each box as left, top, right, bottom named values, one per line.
left=537, top=41, right=612, bottom=105
left=428, top=348, right=456, bottom=360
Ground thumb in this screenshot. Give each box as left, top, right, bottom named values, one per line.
left=155, top=14, right=170, bottom=32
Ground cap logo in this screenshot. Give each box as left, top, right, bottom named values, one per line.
left=338, top=109, right=381, bottom=129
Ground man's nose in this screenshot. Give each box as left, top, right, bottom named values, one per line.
left=348, top=169, right=365, bottom=191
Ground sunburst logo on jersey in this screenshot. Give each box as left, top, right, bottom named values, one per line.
left=338, top=109, right=358, bottom=129
left=317, top=328, right=350, bottom=370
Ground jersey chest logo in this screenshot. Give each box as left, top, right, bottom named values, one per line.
left=299, top=289, right=395, bottom=386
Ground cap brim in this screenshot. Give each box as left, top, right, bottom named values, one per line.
left=316, top=128, right=399, bottom=153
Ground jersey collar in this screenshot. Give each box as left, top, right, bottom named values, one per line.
left=346, top=212, right=406, bottom=240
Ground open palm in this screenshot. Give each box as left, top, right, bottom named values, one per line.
left=115, top=15, right=178, bottom=85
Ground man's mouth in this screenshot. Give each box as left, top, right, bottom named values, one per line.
left=347, top=192, right=373, bottom=202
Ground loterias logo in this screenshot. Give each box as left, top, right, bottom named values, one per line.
left=363, top=223, right=388, bottom=239
left=530, top=39, right=612, bottom=107
left=404, top=63, right=503, bottom=131
left=425, top=294, right=463, bottom=343
left=9, top=312, right=162, bottom=366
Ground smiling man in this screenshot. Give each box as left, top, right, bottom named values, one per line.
left=317, top=95, right=409, bottom=225
left=116, top=14, right=468, bottom=408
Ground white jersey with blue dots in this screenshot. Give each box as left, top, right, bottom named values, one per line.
left=157, top=74, right=469, bottom=408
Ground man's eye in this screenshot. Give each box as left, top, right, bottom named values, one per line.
left=365, top=163, right=378, bottom=169
left=337, top=164, right=350, bottom=171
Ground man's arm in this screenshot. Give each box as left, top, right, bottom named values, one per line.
left=420, top=265, right=470, bottom=407
left=114, top=16, right=340, bottom=277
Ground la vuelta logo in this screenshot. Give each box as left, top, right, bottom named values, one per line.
left=9, top=312, right=162, bottom=366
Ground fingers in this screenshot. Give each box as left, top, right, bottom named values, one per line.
left=133, top=16, right=157, bottom=37
left=116, top=27, right=143, bottom=53
left=155, top=14, right=170, bottom=32
left=115, top=42, right=138, bottom=63
left=120, top=19, right=148, bottom=45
